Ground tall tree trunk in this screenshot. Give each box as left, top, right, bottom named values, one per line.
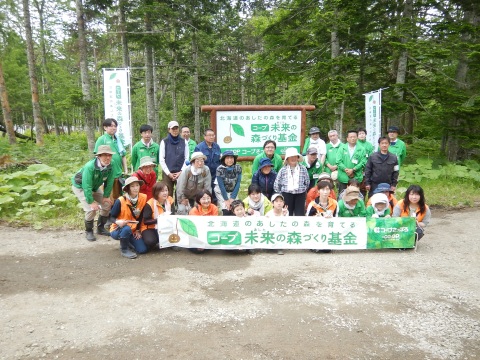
left=331, top=14, right=343, bottom=135
left=192, top=34, right=201, bottom=142
left=118, top=0, right=130, bottom=68
left=445, top=8, right=478, bottom=161
left=0, top=62, right=16, bottom=144
left=144, top=0, right=156, bottom=139
left=394, top=0, right=413, bottom=132
left=76, top=0, right=95, bottom=152
left=23, top=0, right=45, bottom=146
left=171, top=49, right=178, bottom=123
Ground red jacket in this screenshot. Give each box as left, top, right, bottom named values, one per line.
left=132, top=170, right=157, bottom=200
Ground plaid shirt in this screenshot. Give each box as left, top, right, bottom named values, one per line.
left=274, top=165, right=310, bottom=194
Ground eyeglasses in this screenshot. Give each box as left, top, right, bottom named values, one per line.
left=264, top=146, right=275, bottom=150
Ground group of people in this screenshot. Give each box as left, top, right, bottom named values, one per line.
left=72, top=119, right=429, bottom=259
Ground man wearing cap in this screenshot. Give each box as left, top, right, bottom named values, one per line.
left=159, top=121, right=189, bottom=197
left=364, top=136, right=399, bottom=195
left=94, top=118, right=128, bottom=200
left=251, top=157, right=278, bottom=200
left=72, top=145, right=115, bottom=241
left=387, top=125, right=407, bottom=166
left=132, top=156, right=157, bottom=200
left=194, top=128, right=221, bottom=201
left=302, top=147, right=323, bottom=189
left=131, top=124, right=159, bottom=175
left=336, top=130, right=367, bottom=194
left=302, top=127, right=327, bottom=165
left=176, top=152, right=212, bottom=215
left=181, top=125, right=197, bottom=159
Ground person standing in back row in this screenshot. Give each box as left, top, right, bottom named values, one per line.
left=131, top=124, right=160, bottom=175
left=181, top=125, right=197, bottom=159
left=159, top=121, right=189, bottom=198
left=194, top=128, right=221, bottom=203
left=364, top=136, right=399, bottom=196
left=336, top=130, right=367, bottom=194
left=387, top=125, right=407, bottom=166
left=94, top=118, right=128, bottom=200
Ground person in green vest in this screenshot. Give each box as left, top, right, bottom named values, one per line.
left=336, top=130, right=368, bottom=194
left=181, top=125, right=197, bottom=159
left=357, top=127, right=374, bottom=157
left=324, top=129, right=343, bottom=179
left=337, top=186, right=366, bottom=217
left=387, top=125, right=407, bottom=166
left=131, top=124, right=160, bottom=175
left=302, top=126, right=326, bottom=166
left=302, top=147, right=323, bottom=189
left=94, top=118, right=128, bottom=200
left=252, top=140, right=283, bottom=173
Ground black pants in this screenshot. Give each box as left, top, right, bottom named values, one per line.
left=142, top=229, right=159, bottom=251
left=282, top=192, right=307, bottom=216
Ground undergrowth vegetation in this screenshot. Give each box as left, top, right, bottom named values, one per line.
left=0, top=134, right=479, bottom=229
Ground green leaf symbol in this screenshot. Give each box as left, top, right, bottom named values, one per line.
left=109, top=73, right=117, bottom=80
left=231, top=124, right=245, bottom=137
left=178, top=218, right=198, bottom=237
left=369, top=95, right=373, bottom=101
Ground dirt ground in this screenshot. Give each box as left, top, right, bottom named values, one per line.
left=1, top=208, right=479, bottom=360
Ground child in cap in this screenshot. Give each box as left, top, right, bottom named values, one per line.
left=366, top=193, right=391, bottom=218
left=251, top=157, right=277, bottom=200
left=265, top=193, right=288, bottom=255
left=230, top=200, right=255, bottom=254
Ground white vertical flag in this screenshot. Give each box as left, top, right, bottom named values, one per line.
left=364, top=90, right=382, bottom=151
left=103, top=68, right=132, bottom=146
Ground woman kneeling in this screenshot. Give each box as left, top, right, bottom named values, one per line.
left=110, top=176, right=148, bottom=259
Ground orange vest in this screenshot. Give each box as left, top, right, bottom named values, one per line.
left=140, top=196, right=174, bottom=232
left=305, top=187, right=336, bottom=210
left=307, top=197, right=338, bottom=215
left=189, top=204, right=219, bottom=216
left=396, top=199, right=428, bottom=222
left=110, top=194, right=147, bottom=233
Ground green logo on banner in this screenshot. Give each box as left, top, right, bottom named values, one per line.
left=251, top=124, right=270, bottom=132
left=366, top=217, right=416, bottom=249
left=207, top=231, right=242, bottom=245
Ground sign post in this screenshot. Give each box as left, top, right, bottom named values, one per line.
left=201, top=105, right=315, bottom=161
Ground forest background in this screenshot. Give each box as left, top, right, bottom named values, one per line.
left=0, top=0, right=479, bottom=228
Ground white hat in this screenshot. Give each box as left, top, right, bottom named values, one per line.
left=190, top=151, right=207, bottom=162
left=369, top=193, right=389, bottom=207
left=271, top=193, right=284, bottom=202
left=284, top=147, right=304, bottom=164
left=330, top=170, right=338, bottom=181
left=167, top=121, right=179, bottom=129
left=138, top=156, right=155, bottom=168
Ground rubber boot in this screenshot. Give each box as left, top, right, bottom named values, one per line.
left=120, top=237, right=137, bottom=259
left=85, top=220, right=97, bottom=241
left=97, top=215, right=111, bottom=236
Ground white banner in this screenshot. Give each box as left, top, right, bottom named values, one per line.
left=216, top=110, right=302, bottom=157
left=158, top=216, right=367, bottom=250
left=364, top=90, right=382, bottom=151
left=103, top=68, right=132, bottom=146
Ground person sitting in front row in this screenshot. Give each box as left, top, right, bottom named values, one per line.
left=337, top=186, right=366, bottom=217
left=140, top=181, right=174, bottom=251
left=365, top=182, right=397, bottom=213
left=243, top=183, right=273, bottom=216
left=366, top=193, right=391, bottom=218
left=265, top=193, right=289, bottom=255
left=306, top=181, right=338, bottom=218
left=392, top=184, right=431, bottom=241
left=109, top=177, right=148, bottom=259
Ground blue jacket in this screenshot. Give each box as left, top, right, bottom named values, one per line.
left=251, top=170, right=277, bottom=200
left=194, top=141, right=221, bottom=180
